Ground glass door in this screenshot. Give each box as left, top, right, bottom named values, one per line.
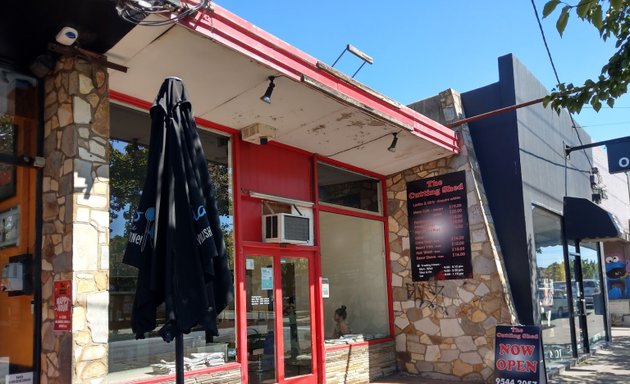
left=246, top=255, right=277, bottom=384
left=579, top=243, right=607, bottom=349
left=281, top=257, right=313, bottom=379
left=567, top=251, right=586, bottom=355
left=245, top=250, right=316, bottom=384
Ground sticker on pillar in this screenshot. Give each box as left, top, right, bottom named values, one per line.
left=494, top=325, right=541, bottom=383
left=53, top=280, right=72, bottom=331
left=322, top=278, right=330, bottom=298
left=261, top=267, right=273, bottom=290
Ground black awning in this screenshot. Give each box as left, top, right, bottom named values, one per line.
left=563, top=196, right=623, bottom=241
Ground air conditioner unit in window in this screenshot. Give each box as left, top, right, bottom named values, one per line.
left=263, top=213, right=310, bottom=244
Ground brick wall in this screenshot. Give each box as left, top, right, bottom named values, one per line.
left=325, top=341, right=396, bottom=384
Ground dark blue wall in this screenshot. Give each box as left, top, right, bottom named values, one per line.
left=461, top=54, right=594, bottom=325
left=461, top=56, right=533, bottom=324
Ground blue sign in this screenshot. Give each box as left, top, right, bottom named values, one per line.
left=607, top=138, right=630, bottom=174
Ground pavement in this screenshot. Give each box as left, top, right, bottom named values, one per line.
left=374, top=327, right=630, bottom=384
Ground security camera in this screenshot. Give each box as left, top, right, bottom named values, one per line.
left=56, top=27, right=78, bottom=46
left=260, top=137, right=269, bottom=145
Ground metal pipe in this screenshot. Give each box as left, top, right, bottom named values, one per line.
left=176, top=333, right=184, bottom=384
left=445, top=97, right=545, bottom=128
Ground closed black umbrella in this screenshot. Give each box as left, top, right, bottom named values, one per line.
left=123, top=77, right=233, bottom=383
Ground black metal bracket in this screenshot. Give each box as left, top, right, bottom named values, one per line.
left=565, top=135, right=630, bottom=158
left=0, top=153, right=45, bottom=168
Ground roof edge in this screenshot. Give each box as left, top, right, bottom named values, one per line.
left=179, top=3, right=459, bottom=154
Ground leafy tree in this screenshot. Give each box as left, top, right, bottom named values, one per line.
left=541, top=262, right=567, bottom=281
left=108, top=138, right=234, bottom=264
left=581, top=259, right=599, bottom=279
left=109, top=140, right=148, bottom=230
left=543, top=0, right=630, bottom=113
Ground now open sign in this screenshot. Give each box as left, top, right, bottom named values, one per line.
left=494, top=325, right=541, bottom=384
left=607, top=137, right=630, bottom=174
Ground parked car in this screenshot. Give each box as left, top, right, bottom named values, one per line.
left=539, top=287, right=568, bottom=320
left=582, top=279, right=601, bottom=309
left=550, top=290, right=569, bottom=318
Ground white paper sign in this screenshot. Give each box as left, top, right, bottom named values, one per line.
left=7, top=372, right=33, bottom=384
left=246, top=258, right=255, bottom=270
left=261, top=267, right=273, bottom=290
left=322, top=278, right=330, bottom=298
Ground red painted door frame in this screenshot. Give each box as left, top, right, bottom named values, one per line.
left=240, top=244, right=319, bottom=384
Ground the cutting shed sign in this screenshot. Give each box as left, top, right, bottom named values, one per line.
left=494, top=325, right=541, bottom=383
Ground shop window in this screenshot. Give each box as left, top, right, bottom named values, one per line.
left=0, top=69, right=38, bottom=380
left=533, top=207, right=574, bottom=368
left=320, top=211, right=389, bottom=342
left=317, top=162, right=381, bottom=213
left=108, top=105, right=235, bottom=382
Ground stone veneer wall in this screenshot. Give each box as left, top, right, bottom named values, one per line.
left=38, top=56, right=244, bottom=384
left=325, top=341, right=397, bottom=384
left=41, top=56, right=110, bottom=383
left=387, top=90, right=517, bottom=382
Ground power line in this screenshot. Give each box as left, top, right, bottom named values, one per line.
left=580, top=120, right=630, bottom=128
left=583, top=106, right=630, bottom=109
left=530, top=0, right=593, bottom=169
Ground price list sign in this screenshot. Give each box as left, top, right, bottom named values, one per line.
left=406, top=171, right=472, bottom=281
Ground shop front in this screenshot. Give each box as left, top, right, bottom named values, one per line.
left=6, top=3, right=625, bottom=384
left=103, top=93, right=418, bottom=383
left=1, top=2, right=462, bottom=384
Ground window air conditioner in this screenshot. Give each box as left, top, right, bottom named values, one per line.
left=263, top=213, right=310, bottom=244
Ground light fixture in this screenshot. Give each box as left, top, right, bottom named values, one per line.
left=260, top=76, right=276, bottom=104
left=387, top=132, right=398, bottom=152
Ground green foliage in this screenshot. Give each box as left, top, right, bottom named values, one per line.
left=543, top=0, right=630, bottom=113
left=540, top=262, right=567, bottom=282
left=108, top=138, right=235, bottom=273
left=109, top=140, right=149, bottom=228
left=581, top=259, right=599, bottom=279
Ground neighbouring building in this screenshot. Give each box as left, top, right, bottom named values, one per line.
left=594, top=147, right=630, bottom=325
left=455, top=54, right=626, bottom=375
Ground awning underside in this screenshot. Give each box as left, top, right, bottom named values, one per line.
left=106, top=17, right=457, bottom=176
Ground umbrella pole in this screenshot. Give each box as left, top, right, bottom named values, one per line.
left=176, top=333, right=184, bottom=384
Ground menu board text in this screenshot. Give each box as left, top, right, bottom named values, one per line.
left=406, top=171, right=472, bottom=281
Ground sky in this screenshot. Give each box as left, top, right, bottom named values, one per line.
left=216, top=0, right=629, bottom=144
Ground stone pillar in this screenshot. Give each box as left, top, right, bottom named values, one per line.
left=41, top=56, right=110, bottom=384
left=388, top=89, right=517, bottom=382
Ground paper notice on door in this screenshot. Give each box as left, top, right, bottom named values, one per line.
left=261, top=267, right=273, bottom=290
left=322, top=278, right=330, bottom=298
left=246, top=258, right=255, bottom=270
left=6, top=372, right=33, bottom=384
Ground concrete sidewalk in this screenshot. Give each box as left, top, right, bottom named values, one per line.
left=547, top=327, right=630, bottom=383
left=375, top=327, right=630, bottom=384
